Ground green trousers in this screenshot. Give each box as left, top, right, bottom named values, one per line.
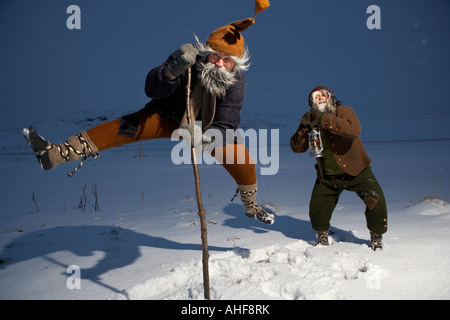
left=309, top=166, right=388, bottom=234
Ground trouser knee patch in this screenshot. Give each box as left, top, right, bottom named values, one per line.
left=365, top=197, right=378, bottom=210
left=118, top=115, right=139, bottom=137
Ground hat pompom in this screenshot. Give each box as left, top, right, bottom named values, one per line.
left=255, top=0, right=270, bottom=17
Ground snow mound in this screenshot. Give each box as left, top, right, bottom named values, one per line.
left=405, top=198, right=450, bottom=217
left=117, top=241, right=381, bottom=300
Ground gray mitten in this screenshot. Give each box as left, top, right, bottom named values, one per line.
left=168, top=44, right=198, bottom=78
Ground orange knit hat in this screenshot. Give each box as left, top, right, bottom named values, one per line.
left=206, top=18, right=255, bottom=57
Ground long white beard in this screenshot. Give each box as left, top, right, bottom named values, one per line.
left=313, top=101, right=335, bottom=113
left=196, top=62, right=237, bottom=98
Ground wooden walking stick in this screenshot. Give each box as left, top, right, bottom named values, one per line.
left=185, top=67, right=210, bottom=300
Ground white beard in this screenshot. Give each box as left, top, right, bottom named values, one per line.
left=196, top=62, right=237, bottom=98
left=313, top=101, right=335, bottom=113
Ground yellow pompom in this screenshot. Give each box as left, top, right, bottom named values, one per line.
left=255, top=0, right=270, bottom=16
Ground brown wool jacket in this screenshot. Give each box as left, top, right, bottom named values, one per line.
left=290, top=105, right=372, bottom=177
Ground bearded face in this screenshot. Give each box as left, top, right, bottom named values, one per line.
left=196, top=61, right=237, bottom=99
left=311, top=90, right=336, bottom=113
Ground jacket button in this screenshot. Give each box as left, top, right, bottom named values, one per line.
left=343, top=164, right=347, bottom=168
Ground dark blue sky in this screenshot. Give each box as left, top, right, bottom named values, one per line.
left=1, top=0, right=449, bottom=140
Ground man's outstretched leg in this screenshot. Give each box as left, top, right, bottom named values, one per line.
left=24, top=106, right=178, bottom=175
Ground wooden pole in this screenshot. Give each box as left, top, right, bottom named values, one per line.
left=185, top=67, right=210, bottom=300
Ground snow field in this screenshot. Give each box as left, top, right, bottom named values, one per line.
left=0, top=116, right=449, bottom=300
left=120, top=241, right=383, bottom=300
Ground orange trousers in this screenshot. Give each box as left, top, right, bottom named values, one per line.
left=86, top=107, right=256, bottom=185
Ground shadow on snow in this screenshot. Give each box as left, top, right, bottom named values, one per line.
left=222, top=203, right=370, bottom=246
left=0, top=225, right=230, bottom=295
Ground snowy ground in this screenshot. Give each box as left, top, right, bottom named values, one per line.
left=0, top=112, right=449, bottom=300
